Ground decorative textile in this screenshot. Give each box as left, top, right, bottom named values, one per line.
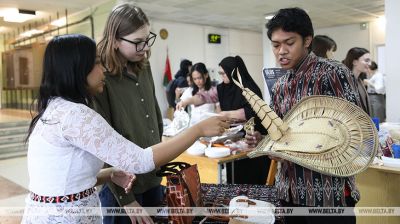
left=157, top=162, right=202, bottom=224
left=153, top=184, right=282, bottom=224
left=269, top=53, right=362, bottom=207
left=163, top=50, right=172, bottom=87
left=30, top=187, right=96, bottom=203
left=199, top=184, right=282, bottom=224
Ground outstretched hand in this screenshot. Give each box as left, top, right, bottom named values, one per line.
left=195, top=115, right=230, bottom=137
left=111, top=169, right=136, bottom=194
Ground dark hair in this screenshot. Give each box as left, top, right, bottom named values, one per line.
left=342, top=47, right=369, bottom=71
left=266, top=7, right=314, bottom=40
left=26, top=34, right=97, bottom=141
left=219, top=55, right=261, bottom=95
left=180, top=59, right=192, bottom=77
left=190, top=62, right=211, bottom=95
left=370, top=61, right=378, bottom=71
left=311, top=35, right=337, bottom=58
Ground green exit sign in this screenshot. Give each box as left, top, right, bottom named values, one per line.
left=208, top=34, right=221, bottom=44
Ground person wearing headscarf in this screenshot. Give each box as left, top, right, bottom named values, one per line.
left=217, top=55, right=270, bottom=184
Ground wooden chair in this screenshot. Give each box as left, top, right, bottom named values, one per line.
left=266, top=160, right=277, bottom=186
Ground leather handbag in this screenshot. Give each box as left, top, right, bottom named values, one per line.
left=157, top=162, right=203, bottom=224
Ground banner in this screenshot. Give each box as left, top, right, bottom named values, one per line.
left=5, top=206, right=400, bottom=217
left=163, top=49, right=172, bottom=87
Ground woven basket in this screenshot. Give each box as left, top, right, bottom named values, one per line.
left=232, top=70, right=378, bottom=177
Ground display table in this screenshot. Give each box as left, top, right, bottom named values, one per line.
left=356, top=164, right=400, bottom=224
left=170, top=151, right=249, bottom=184
left=154, top=183, right=282, bottom=224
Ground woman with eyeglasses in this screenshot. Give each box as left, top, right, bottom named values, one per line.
left=342, top=47, right=372, bottom=115
left=22, top=34, right=228, bottom=224
left=95, top=3, right=163, bottom=224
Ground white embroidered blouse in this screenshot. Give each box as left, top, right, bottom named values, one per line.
left=27, top=97, right=155, bottom=196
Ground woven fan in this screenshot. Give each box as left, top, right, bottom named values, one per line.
left=232, top=69, right=378, bottom=177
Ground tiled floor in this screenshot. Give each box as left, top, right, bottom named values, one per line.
left=0, top=109, right=31, bottom=123
left=0, top=156, right=28, bottom=224
left=0, top=109, right=31, bottom=223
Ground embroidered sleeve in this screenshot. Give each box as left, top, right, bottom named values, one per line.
left=61, top=104, right=155, bottom=174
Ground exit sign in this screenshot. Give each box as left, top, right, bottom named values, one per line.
left=208, top=34, right=221, bottom=44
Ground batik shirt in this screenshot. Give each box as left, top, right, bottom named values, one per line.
left=270, top=52, right=362, bottom=207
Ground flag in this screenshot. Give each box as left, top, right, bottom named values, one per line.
left=163, top=50, right=172, bottom=87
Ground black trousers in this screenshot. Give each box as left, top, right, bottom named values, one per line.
left=226, top=155, right=270, bottom=184
left=281, top=197, right=356, bottom=224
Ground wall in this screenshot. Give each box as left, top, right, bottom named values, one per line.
left=315, top=23, right=370, bottom=62
left=385, top=0, right=400, bottom=122
left=149, top=19, right=263, bottom=116
left=0, top=36, right=3, bottom=108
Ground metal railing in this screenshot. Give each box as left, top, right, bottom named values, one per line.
left=1, top=87, right=38, bottom=110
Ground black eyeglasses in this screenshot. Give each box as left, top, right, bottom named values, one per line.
left=120, top=32, right=157, bottom=52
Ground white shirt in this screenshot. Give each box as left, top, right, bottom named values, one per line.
left=180, top=87, right=216, bottom=125
left=28, top=97, right=155, bottom=196
left=367, top=71, right=386, bottom=94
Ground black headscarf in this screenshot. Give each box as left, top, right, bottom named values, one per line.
left=217, top=56, right=266, bottom=134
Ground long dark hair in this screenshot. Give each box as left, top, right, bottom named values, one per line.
left=342, top=47, right=369, bottom=71
left=190, top=62, right=211, bottom=95
left=26, top=34, right=97, bottom=141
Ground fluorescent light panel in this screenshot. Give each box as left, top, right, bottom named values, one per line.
left=0, top=8, right=36, bottom=23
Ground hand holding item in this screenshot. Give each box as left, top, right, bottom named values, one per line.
left=244, top=130, right=262, bottom=148
left=111, top=169, right=136, bottom=194
left=176, top=100, right=187, bottom=111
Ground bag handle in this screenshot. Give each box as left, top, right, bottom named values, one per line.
left=156, top=162, right=191, bottom=177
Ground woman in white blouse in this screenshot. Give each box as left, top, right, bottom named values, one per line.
left=22, top=34, right=228, bottom=223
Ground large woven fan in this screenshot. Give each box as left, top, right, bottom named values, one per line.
left=232, top=70, right=378, bottom=177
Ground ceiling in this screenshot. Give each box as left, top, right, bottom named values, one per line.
left=0, top=0, right=385, bottom=34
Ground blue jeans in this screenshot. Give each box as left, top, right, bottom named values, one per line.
left=99, top=184, right=165, bottom=224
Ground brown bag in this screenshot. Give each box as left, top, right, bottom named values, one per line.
left=158, top=162, right=203, bottom=224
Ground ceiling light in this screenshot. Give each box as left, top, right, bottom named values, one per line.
left=0, top=8, right=36, bottom=23
left=0, top=26, right=10, bottom=33
left=51, top=17, right=67, bottom=27
left=378, top=16, right=386, bottom=28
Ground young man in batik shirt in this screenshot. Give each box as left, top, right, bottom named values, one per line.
left=248, top=7, right=362, bottom=224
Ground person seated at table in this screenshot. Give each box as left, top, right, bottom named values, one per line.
left=217, top=55, right=271, bottom=185
left=176, top=62, right=220, bottom=125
